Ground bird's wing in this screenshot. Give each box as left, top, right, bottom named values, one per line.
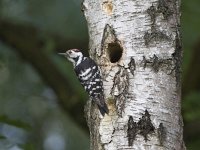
left=74, top=57, right=104, bottom=97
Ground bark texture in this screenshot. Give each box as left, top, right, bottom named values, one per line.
left=83, top=0, right=185, bottom=149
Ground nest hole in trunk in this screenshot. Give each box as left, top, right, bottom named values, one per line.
left=107, top=43, right=123, bottom=63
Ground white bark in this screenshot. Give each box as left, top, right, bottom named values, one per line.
left=83, top=0, right=185, bottom=149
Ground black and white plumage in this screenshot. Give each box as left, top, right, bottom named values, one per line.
left=59, top=49, right=109, bottom=116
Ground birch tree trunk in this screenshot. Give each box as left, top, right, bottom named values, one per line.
left=82, top=0, right=185, bottom=149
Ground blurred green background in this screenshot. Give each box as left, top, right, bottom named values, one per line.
left=0, top=0, right=199, bottom=149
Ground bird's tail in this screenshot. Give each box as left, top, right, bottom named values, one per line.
left=97, top=102, right=109, bottom=116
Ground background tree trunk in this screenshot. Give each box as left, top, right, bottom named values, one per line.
left=83, top=0, right=185, bottom=149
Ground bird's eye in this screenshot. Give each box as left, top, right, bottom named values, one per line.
left=69, top=51, right=72, bottom=54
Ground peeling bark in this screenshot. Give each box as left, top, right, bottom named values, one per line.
left=83, top=0, right=185, bottom=149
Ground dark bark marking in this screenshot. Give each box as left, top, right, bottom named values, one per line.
left=157, top=0, right=173, bottom=20
left=151, top=54, right=160, bottom=72
left=127, top=116, right=138, bottom=146
left=111, top=69, right=121, bottom=95
left=111, top=68, right=129, bottom=97
left=144, top=30, right=170, bottom=46
left=142, top=55, right=174, bottom=73
left=144, top=1, right=173, bottom=46
left=142, top=56, right=148, bottom=69
left=157, top=123, right=166, bottom=145
left=146, top=0, right=173, bottom=22
left=142, top=55, right=161, bottom=72
left=172, top=31, right=182, bottom=87
left=101, top=24, right=123, bottom=63
left=128, top=57, right=136, bottom=76
left=81, top=1, right=87, bottom=12
left=111, top=67, right=129, bottom=116
left=147, top=5, right=157, bottom=24
left=101, top=24, right=116, bottom=56
left=137, top=110, right=155, bottom=142
left=127, top=110, right=155, bottom=146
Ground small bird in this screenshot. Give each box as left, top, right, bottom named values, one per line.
left=58, top=49, right=109, bottom=116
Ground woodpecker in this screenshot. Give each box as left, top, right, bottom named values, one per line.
left=58, top=49, right=109, bottom=116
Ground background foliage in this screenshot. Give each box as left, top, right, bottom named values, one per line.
left=0, top=0, right=199, bottom=149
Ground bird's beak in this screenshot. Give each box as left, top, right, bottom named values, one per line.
left=58, top=52, right=68, bottom=56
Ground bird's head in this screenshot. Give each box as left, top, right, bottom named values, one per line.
left=58, top=49, right=83, bottom=66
